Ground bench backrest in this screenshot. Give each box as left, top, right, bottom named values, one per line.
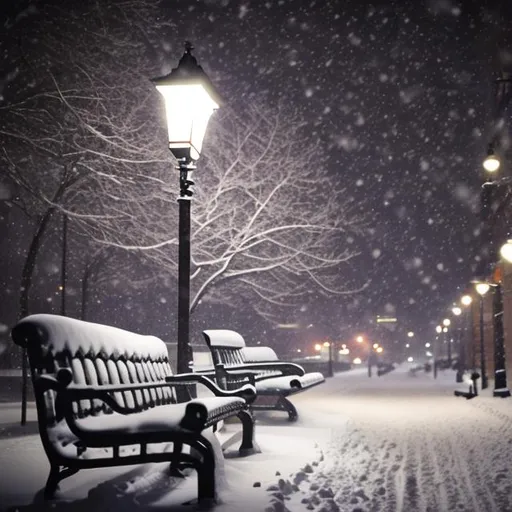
left=202, top=329, right=282, bottom=380
left=202, top=329, right=246, bottom=367
left=12, top=314, right=175, bottom=426
left=241, top=346, right=279, bottom=363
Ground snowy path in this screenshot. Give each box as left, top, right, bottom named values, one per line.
left=2, top=367, right=512, bottom=511
left=285, top=367, right=512, bottom=512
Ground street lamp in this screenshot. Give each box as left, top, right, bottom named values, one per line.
left=461, top=295, right=472, bottom=307
left=483, top=145, right=501, bottom=173
left=492, top=244, right=512, bottom=398
left=443, top=318, right=452, bottom=365
left=461, top=295, right=473, bottom=366
left=500, top=240, right=512, bottom=262
left=452, top=306, right=463, bottom=382
left=474, top=281, right=491, bottom=389
left=356, top=335, right=372, bottom=377
left=153, top=42, right=221, bottom=376
left=434, top=325, right=442, bottom=378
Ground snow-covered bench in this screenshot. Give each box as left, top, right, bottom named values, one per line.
left=201, top=330, right=325, bottom=421
left=11, top=314, right=256, bottom=503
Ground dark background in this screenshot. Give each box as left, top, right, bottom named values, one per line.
left=1, top=0, right=512, bottom=360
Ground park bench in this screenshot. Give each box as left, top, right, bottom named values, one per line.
left=11, top=314, right=256, bottom=503
left=201, top=329, right=325, bottom=421
left=377, top=362, right=395, bottom=376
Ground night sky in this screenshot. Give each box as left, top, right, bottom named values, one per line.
left=1, top=0, right=512, bottom=356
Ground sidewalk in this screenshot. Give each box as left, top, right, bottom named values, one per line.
left=0, top=402, right=38, bottom=439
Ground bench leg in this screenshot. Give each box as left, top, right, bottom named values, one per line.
left=169, top=442, right=188, bottom=477
left=278, top=396, right=298, bottom=422
left=44, top=465, right=79, bottom=499
left=236, top=409, right=255, bottom=455
left=195, top=439, right=216, bottom=503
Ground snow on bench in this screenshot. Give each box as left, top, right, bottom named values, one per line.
left=201, top=329, right=325, bottom=421
left=11, top=314, right=256, bottom=503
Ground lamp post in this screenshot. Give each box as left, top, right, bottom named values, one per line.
left=494, top=240, right=512, bottom=397
left=442, top=318, right=451, bottom=366
left=475, top=282, right=491, bottom=390
left=153, top=42, right=221, bottom=376
left=461, top=294, right=473, bottom=371
left=479, top=73, right=512, bottom=396
left=434, top=325, right=442, bottom=378
left=451, top=306, right=463, bottom=382
left=323, top=341, right=333, bottom=378
left=356, top=335, right=372, bottom=377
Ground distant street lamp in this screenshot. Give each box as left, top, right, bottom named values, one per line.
left=452, top=306, right=463, bottom=382
left=483, top=145, right=501, bottom=173
left=434, top=325, right=442, bottom=378
left=500, top=240, right=512, bottom=262
left=461, top=295, right=472, bottom=307
left=356, top=335, right=372, bottom=377
left=459, top=294, right=473, bottom=381
left=452, top=307, right=462, bottom=317
left=442, top=318, right=452, bottom=365
left=475, top=282, right=491, bottom=389
left=153, top=42, right=221, bottom=376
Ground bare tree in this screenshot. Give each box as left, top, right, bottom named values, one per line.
left=91, top=102, right=369, bottom=323
left=0, top=0, right=172, bottom=425
left=0, top=0, right=171, bottom=320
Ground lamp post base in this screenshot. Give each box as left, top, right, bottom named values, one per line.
left=454, top=389, right=477, bottom=399
left=493, top=388, right=511, bottom=398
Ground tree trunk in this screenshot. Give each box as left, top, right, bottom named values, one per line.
left=19, top=206, right=58, bottom=425
left=19, top=207, right=57, bottom=319
left=81, top=266, right=91, bottom=321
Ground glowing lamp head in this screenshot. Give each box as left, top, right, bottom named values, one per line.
left=153, top=42, right=221, bottom=163
left=475, top=282, right=491, bottom=296
left=452, top=307, right=462, bottom=316
left=442, top=318, right=451, bottom=327
left=436, top=325, right=442, bottom=333
left=461, top=295, right=472, bottom=306
left=356, top=336, right=364, bottom=343
left=500, top=240, right=512, bottom=263
left=483, top=153, right=500, bottom=173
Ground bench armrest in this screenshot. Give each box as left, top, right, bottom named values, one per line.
left=166, top=373, right=256, bottom=401
left=217, top=361, right=306, bottom=377
left=34, top=373, right=61, bottom=391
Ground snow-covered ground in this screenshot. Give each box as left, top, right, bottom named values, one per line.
left=1, top=366, right=512, bottom=512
